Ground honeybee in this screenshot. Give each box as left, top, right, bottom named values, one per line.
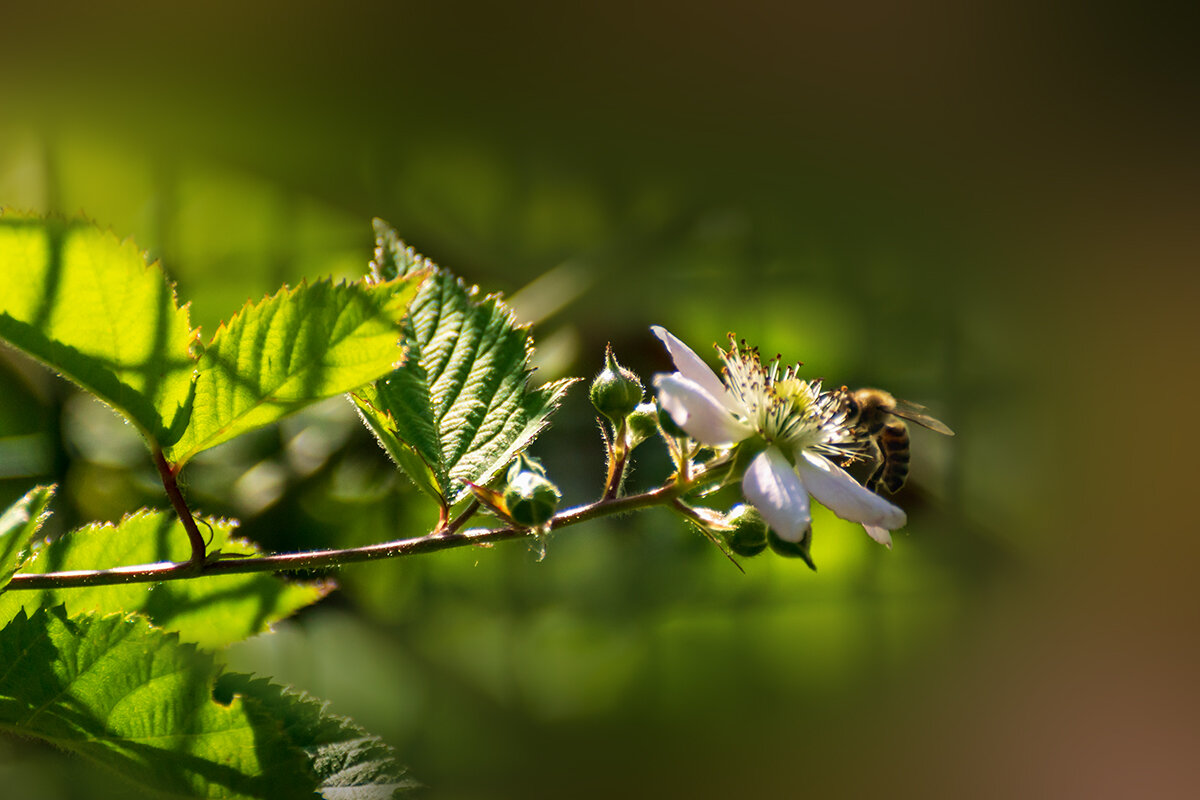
left=837, top=388, right=955, bottom=495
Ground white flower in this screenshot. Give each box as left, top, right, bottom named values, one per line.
left=651, top=325, right=905, bottom=548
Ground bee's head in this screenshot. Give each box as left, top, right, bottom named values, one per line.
left=853, top=388, right=895, bottom=413
left=836, top=385, right=861, bottom=422
left=847, top=388, right=898, bottom=433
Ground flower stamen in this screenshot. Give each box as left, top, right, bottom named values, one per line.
left=713, top=337, right=855, bottom=463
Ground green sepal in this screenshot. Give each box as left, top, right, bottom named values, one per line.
left=767, top=527, right=817, bottom=571
left=507, top=452, right=549, bottom=481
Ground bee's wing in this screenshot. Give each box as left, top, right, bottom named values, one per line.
left=892, top=399, right=955, bottom=436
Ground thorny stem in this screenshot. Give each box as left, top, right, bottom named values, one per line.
left=153, top=449, right=207, bottom=569
left=4, top=483, right=685, bottom=591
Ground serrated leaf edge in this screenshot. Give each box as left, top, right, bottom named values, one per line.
left=364, top=222, right=581, bottom=505
left=168, top=273, right=425, bottom=465
left=0, top=212, right=204, bottom=444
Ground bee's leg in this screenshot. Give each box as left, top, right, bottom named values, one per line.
left=864, top=438, right=883, bottom=494
left=865, top=460, right=887, bottom=494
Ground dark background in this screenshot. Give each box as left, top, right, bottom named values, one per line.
left=1, top=2, right=1197, bottom=797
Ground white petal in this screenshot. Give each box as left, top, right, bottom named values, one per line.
left=654, top=374, right=754, bottom=446
left=742, top=447, right=811, bottom=542
left=794, top=450, right=907, bottom=530
left=863, top=525, right=893, bottom=549
left=650, top=325, right=741, bottom=414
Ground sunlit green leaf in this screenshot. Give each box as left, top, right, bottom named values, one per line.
left=352, top=394, right=443, bottom=502
left=0, top=484, right=54, bottom=588
left=0, top=214, right=198, bottom=445
left=0, top=509, right=330, bottom=648
left=353, top=219, right=577, bottom=505
left=217, top=674, right=419, bottom=799
left=165, top=276, right=424, bottom=466
left=0, top=606, right=314, bottom=799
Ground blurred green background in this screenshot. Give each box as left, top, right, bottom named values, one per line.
left=1, top=2, right=1197, bottom=797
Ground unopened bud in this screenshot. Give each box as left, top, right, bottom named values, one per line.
left=625, top=402, right=660, bottom=449
left=724, top=504, right=769, bottom=557
left=503, top=470, right=561, bottom=527
left=589, top=345, right=644, bottom=424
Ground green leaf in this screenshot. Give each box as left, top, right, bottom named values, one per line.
left=217, top=674, right=419, bottom=799
left=352, top=395, right=443, bottom=502
left=0, top=214, right=198, bottom=446
left=353, top=220, right=577, bottom=505
left=0, top=608, right=417, bottom=799
left=0, top=510, right=330, bottom=648
left=0, top=484, right=54, bottom=588
left=0, top=606, right=315, bottom=799
left=165, top=276, right=424, bottom=467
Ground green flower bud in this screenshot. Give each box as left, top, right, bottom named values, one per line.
left=625, top=402, right=660, bottom=449
left=767, top=527, right=816, bottom=571
left=589, top=345, right=644, bottom=423
left=503, top=470, right=561, bottom=527
left=723, top=504, right=769, bottom=557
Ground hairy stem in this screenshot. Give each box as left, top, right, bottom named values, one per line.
left=602, top=446, right=629, bottom=502
left=601, top=421, right=631, bottom=501
left=4, top=483, right=681, bottom=591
